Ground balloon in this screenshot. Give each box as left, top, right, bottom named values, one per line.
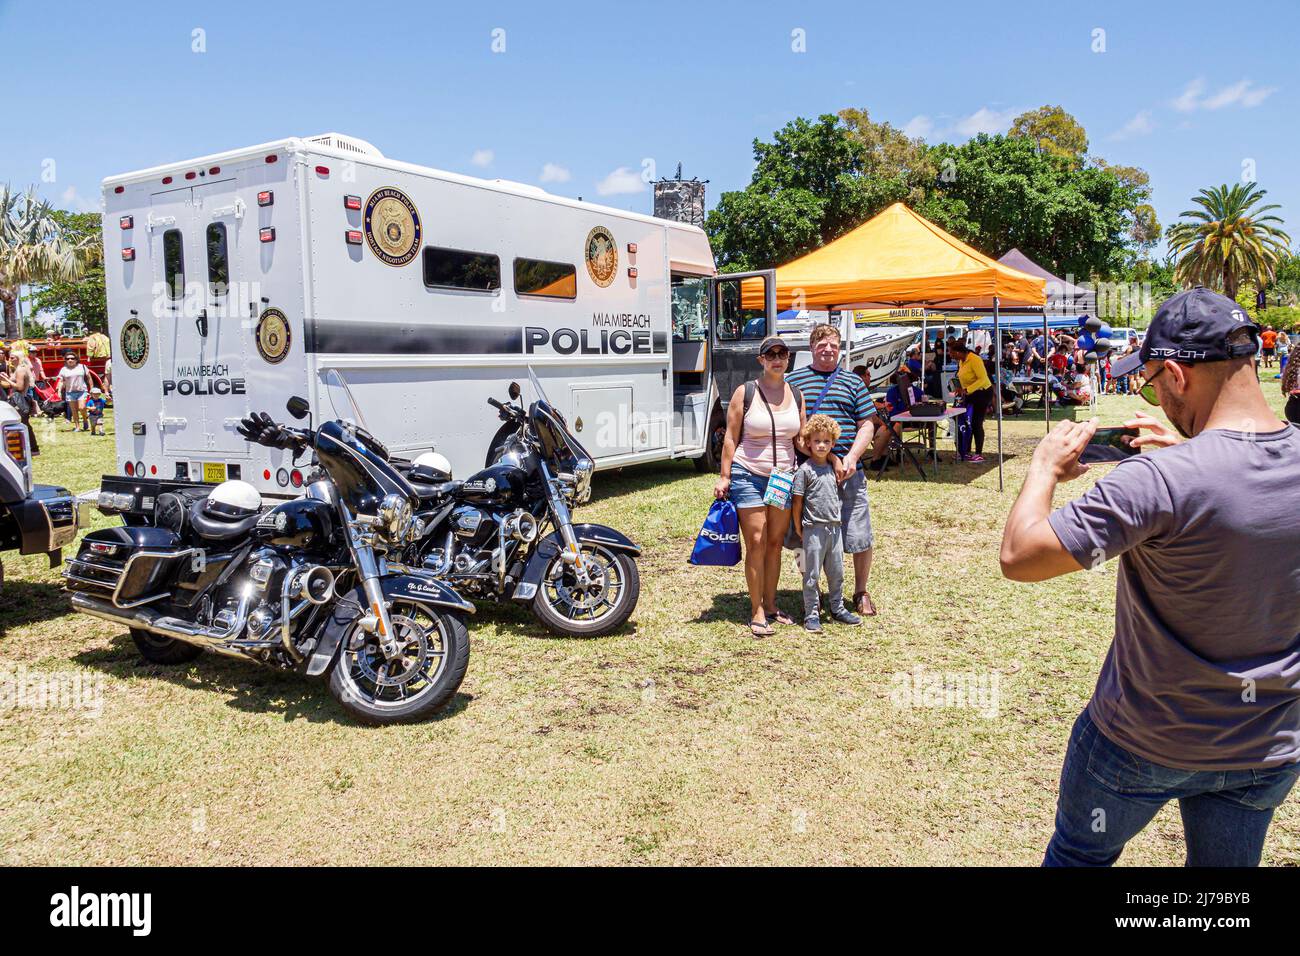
left=1083, top=317, right=1103, bottom=333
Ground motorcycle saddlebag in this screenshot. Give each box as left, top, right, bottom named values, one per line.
left=64, top=525, right=196, bottom=609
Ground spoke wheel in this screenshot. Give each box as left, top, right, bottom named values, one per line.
left=532, top=543, right=640, bottom=637
left=329, top=600, right=470, bottom=724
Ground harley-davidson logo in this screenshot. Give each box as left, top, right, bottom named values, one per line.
left=121, top=318, right=149, bottom=369
left=585, top=225, right=617, bottom=288
left=363, top=187, right=421, bottom=267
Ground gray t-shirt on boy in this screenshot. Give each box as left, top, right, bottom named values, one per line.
left=791, top=460, right=842, bottom=525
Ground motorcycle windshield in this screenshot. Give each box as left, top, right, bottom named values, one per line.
left=322, top=368, right=370, bottom=431
left=525, top=365, right=591, bottom=465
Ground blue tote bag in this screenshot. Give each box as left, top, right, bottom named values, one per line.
left=689, top=500, right=742, bottom=566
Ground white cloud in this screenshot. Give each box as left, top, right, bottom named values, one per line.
left=953, top=106, right=1018, bottom=138
left=59, top=185, right=96, bottom=212
left=470, top=149, right=494, bottom=167
left=539, top=162, right=571, bottom=184
left=1172, top=77, right=1276, bottom=112
left=595, top=166, right=645, bottom=196
left=1110, top=110, right=1155, bottom=140
left=902, top=115, right=934, bottom=140
left=1204, top=78, right=1277, bottom=109
left=1172, top=77, right=1206, bottom=112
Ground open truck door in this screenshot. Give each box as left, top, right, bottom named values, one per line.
left=693, top=269, right=776, bottom=473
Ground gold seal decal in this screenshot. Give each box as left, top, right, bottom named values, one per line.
left=585, top=225, right=617, bottom=288
left=255, top=307, right=292, bottom=364
left=364, top=187, right=421, bottom=267
left=120, top=318, right=149, bottom=369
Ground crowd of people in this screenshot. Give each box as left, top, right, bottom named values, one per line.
left=0, top=342, right=112, bottom=453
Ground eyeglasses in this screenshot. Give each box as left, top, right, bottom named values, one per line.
left=762, top=350, right=790, bottom=361
left=1138, top=366, right=1166, bottom=406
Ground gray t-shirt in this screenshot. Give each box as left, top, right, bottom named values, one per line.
left=1048, top=425, right=1300, bottom=770
left=791, top=460, right=842, bottom=525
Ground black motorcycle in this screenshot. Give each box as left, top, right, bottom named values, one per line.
left=398, top=370, right=641, bottom=637
left=64, top=396, right=473, bottom=725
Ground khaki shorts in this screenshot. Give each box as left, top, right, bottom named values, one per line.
left=839, top=468, right=874, bottom=553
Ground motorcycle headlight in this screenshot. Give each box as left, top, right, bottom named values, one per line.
left=572, top=457, right=594, bottom=504
left=377, top=493, right=415, bottom=544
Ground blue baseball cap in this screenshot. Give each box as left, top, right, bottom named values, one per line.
left=1111, top=287, right=1259, bottom=377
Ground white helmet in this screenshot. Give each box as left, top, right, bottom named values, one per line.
left=413, top=451, right=452, bottom=480
left=204, top=479, right=262, bottom=519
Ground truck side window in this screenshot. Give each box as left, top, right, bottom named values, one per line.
left=714, top=275, right=767, bottom=341
left=514, top=258, right=576, bottom=299
left=671, top=274, right=708, bottom=342
left=423, top=247, right=501, bottom=291
left=163, top=228, right=184, bottom=301
left=206, top=223, right=229, bottom=297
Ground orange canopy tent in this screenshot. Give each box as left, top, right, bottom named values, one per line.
left=742, top=202, right=1046, bottom=310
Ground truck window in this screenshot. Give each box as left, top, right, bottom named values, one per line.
left=671, top=274, right=709, bottom=342
left=514, top=258, right=576, bottom=299
left=163, top=228, right=185, bottom=301
left=423, top=247, right=501, bottom=291
left=206, top=223, right=229, bottom=297
left=714, top=275, right=767, bottom=340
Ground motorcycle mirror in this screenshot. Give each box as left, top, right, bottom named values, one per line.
left=286, top=396, right=310, bottom=420
left=508, top=382, right=521, bottom=401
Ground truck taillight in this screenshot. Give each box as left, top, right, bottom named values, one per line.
left=120, top=215, right=133, bottom=229
left=627, top=243, right=637, bottom=254
left=344, top=195, right=361, bottom=210
left=162, top=176, right=173, bottom=185
left=315, top=165, right=329, bottom=176
left=114, top=186, right=125, bottom=194
left=290, top=470, right=304, bottom=488
left=125, top=461, right=134, bottom=477
left=209, top=166, right=220, bottom=175
left=4, top=425, right=27, bottom=466
left=265, top=154, right=278, bottom=164
left=257, top=190, right=274, bottom=207
left=185, top=171, right=197, bottom=180
left=259, top=228, right=276, bottom=243
left=345, top=230, right=363, bottom=245
left=121, top=248, right=136, bottom=261
left=627, top=267, right=638, bottom=278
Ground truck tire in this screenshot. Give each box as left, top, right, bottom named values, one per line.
left=693, top=404, right=726, bottom=473
left=130, top=628, right=204, bottom=664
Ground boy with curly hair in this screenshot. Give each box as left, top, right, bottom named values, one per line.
left=790, top=414, right=862, bottom=632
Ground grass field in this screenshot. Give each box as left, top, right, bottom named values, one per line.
left=2, top=387, right=1297, bottom=866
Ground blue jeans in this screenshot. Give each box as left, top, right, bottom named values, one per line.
left=1044, top=709, right=1300, bottom=867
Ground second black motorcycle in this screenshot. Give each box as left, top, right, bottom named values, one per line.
left=398, top=370, right=641, bottom=637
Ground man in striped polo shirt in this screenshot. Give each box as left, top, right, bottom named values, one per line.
left=786, top=323, right=879, bottom=617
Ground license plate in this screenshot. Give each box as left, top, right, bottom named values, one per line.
left=202, top=462, right=227, bottom=484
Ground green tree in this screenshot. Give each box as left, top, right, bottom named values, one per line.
left=705, top=112, right=970, bottom=272
left=28, top=209, right=107, bottom=333
left=0, top=185, right=98, bottom=338
left=1166, top=184, right=1291, bottom=299
left=929, top=134, right=1144, bottom=279
left=1009, top=105, right=1089, bottom=167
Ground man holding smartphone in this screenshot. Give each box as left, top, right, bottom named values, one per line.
left=1000, top=288, right=1300, bottom=866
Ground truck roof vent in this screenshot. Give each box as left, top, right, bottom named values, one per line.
left=305, top=133, right=383, bottom=158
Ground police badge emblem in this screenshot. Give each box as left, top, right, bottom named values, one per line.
left=121, top=318, right=149, bottom=369
left=363, top=187, right=422, bottom=267
left=255, top=307, right=292, bottom=364
left=585, top=226, right=617, bottom=288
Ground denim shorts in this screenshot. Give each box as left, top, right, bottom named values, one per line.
left=67, top=390, right=86, bottom=403
left=729, top=464, right=770, bottom=510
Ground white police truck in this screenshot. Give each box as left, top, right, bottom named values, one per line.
left=96, top=133, right=914, bottom=520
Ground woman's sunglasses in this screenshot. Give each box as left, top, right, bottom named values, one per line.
left=762, top=349, right=790, bottom=361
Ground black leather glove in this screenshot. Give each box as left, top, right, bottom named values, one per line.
left=237, top=411, right=303, bottom=451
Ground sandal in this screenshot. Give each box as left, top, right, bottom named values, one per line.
left=766, top=608, right=796, bottom=627
left=854, top=590, right=878, bottom=617
left=749, top=619, right=775, bottom=637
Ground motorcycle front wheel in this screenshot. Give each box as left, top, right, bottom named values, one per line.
left=531, top=542, right=640, bottom=637
left=328, top=601, right=470, bottom=725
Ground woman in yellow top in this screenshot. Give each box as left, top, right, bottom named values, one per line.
left=949, top=340, right=993, bottom=463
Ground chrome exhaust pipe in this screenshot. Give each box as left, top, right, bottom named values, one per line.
left=70, top=586, right=255, bottom=658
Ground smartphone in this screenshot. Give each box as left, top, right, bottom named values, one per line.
left=1079, top=426, right=1140, bottom=464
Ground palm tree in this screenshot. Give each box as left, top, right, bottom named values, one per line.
left=0, top=185, right=98, bottom=339
left=1166, top=184, right=1291, bottom=299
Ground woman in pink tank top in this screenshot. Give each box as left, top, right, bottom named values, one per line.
left=714, top=336, right=807, bottom=637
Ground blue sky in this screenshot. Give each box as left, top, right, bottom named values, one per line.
left=6, top=0, right=1297, bottom=257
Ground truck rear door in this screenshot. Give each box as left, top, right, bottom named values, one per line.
left=154, top=179, right=251, bottom=476
left=709, top=269, right=776, bottom=407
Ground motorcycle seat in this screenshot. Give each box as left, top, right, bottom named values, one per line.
left=187, top=499, right=263, bottom=541
left=408, top=479, right=461, bottom=503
